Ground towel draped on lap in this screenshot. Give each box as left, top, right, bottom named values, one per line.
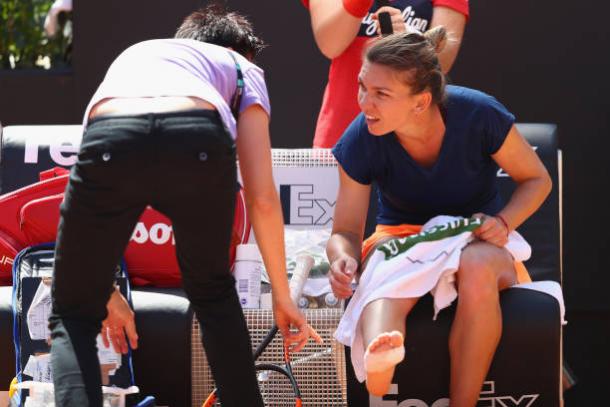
left=334, top=215, right=565, bottom=382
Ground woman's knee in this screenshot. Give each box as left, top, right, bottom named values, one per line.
left=458, top=243, right=513, bottom=302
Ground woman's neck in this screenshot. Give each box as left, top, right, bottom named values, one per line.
left=394, top=104, right=445, bottom=145
left=394, top=104, right=446, bottom=168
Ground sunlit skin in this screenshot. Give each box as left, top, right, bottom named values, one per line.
left=330, top=59, right=552, bottom=404
left=356, top=63, right=499, bottom=397
left=358, top=60, right=447, bottom=168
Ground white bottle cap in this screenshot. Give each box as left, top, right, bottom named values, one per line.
left=297, top=296, right=309, bottom=308
left=325, top=292, right=338, bottom=307
left=235, top=244, right=262, bottom=262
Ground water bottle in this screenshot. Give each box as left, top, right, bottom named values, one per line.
left=324, top=292, right=339, bottom=308
left=233, top=244, right=263, bottom=308
left=297, top=296, right=309, bottom=309
left=102, top=386, right=140, bottom=407
left=13, top=381, right=54, bottom=407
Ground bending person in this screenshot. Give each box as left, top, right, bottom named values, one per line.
left=302, top=0, right=468, bottom=147
left=50, top=5, right=319, bottom=407
left=326, top=29, right=552, bottom=406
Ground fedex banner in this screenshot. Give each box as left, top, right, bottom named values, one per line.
left=275, top=167, right=339, bottom=228
left=370, top=381, right=539, bottom=407
left=0, top=125, right=83, bottom=194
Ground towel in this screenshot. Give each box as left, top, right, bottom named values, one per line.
left=334, top=215, right=564, bottom=382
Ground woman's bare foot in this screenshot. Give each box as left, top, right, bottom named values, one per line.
left=364, top=330, right=405, bottom=396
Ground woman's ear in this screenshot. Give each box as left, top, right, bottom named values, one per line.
left=415, top=91, right=432, bottom=112
left=414, top=91, right=432, bottom=113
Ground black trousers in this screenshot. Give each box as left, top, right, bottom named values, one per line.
left=50, top=110, right=264, bottom=407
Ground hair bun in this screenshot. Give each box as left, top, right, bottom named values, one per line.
left=423, top=26, right=447, bottom=53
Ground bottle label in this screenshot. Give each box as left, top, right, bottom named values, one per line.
left=234, top=260, right=262, bottom=308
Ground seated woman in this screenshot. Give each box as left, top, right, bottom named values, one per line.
left=326, top=28, right=552, bottom=406
left=302, top=0, right=468, bottom=148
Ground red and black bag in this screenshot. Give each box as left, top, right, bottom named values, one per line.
left=0, top=168, right=250, bottom=287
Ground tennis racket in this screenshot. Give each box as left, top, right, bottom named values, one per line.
left=202, top=254, right=315, bottom=407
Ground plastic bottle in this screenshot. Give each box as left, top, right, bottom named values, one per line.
left=13, top=381, right=54, bottom=407
left=12, top=381, right=140, bottom=407
left=324, top=292, right=339, bottom=308
left=297, top=296, right=309, bottom=309
left=233, top=244, right=263, bottom=309
left=102, top=386, right=140, bottom=407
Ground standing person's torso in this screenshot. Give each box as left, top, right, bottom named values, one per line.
left=314, top=0, right=434, bottom=148
left=83, top=39, right=271, bottom=140
left=332, top=86, right=516, bottom=226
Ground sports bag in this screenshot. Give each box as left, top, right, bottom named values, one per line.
left=0, top=168, right=250, bottom=287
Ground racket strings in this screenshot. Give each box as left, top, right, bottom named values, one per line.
left=193, top=309, right=347, bottom=406
left=257, top=364, right=298, bottom=405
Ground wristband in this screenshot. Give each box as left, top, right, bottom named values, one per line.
left=342, top=0, right=373, bottom=18
left=496, top=214, right=510, bottom=234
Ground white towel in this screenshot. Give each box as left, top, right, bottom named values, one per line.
left=334, top=215, right=564, bottom=382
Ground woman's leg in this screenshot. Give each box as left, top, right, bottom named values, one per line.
left=51, top=121, right=148, bottom=406
left=360, top=297, right=419, bottom=396
left=448, top=241, right=517, bottom=407
left=152, top=115, right=263, bottom=407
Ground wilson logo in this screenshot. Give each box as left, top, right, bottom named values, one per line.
left=130, top=222, right=175, bottom=245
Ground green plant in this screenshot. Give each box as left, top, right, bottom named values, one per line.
left=0, top=0, right=72, bottom=70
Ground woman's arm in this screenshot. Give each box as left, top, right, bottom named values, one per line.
left=237, top=105, right=317, bottom=350
left=326, top=165, right=371, bottom=298
left=429, top=6, right=466, bottom=73
left=476, top=125, right=552, bottom=246
left=237, top=105, right=288, bottom=301
left=308, top=0, right=369, bottom=59
left=492, top=125, right=553, bottom=230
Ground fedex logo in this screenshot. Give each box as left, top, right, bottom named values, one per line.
left=370, top=381, right=539, bottom=407
left=279, top=184, right=335, bottom=226
left=24, top=138, right=80, bottom=166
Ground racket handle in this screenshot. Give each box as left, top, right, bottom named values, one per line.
left=289, top=254, right=314, bottom=304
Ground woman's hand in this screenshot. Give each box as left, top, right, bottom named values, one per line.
left=372, top=6, right=408, bottom=35
left=101, top=287, right=138, bottom=354
left=273, top=296, right=323, bottom=352
left=473, top=213, right=509, bottom=248
left=329, top=254, right=358, bottom=299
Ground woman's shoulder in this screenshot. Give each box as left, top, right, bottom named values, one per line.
left=446, top=85, right=497, bottom=108
left=342, top=113, right=370, bottom=138
left=335, top=114, right=386, bottom=153
left=445, top=85, right=511, bottom=123
left=445, top=85, right=515, bottom=142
